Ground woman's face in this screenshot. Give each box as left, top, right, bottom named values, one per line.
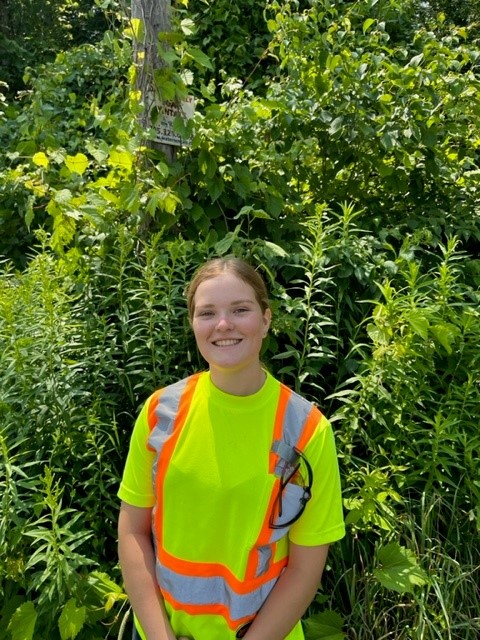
left=191, top=273, right=271, bottom=376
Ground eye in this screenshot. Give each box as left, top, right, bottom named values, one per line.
left=196, top=310, right=214, bottom=318
left=233, top=307, right=250, bottom=314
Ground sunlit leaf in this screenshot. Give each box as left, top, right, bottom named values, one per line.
left=58, top=599, right=86, bottom=640
left=65, top=153, right=89, bottom=175
left=32, top=152, right=49, bottom=168
left=374, top=543, right=428, bottom=593
left=8, top=601, right=37, bottom=640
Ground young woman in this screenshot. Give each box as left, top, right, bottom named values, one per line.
left=118, top=257, right=345, bottom=640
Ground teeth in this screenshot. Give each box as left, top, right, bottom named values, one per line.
left=214, top=339, right=241, bottom=346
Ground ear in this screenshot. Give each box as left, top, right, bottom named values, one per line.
left=263, top=308, right=272, bottom=334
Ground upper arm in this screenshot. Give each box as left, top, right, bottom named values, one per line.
left=287, top=542, right=330, bottom=586
left=118, top=501, right=153, bottom=537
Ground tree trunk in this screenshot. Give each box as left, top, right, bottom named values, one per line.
left=131, top=0, right=176, bottom=164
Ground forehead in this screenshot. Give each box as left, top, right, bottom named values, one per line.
left=194, top=273, right=257, bottom=305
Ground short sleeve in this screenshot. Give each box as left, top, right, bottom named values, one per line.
left=288, top=416, right=345, bottom=546
left=117, top=395, right=156, bottom=508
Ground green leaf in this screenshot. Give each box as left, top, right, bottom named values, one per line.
left=264, top=241, right=288, bottom=258
left=65, top=153, right=89, bottom=175
left=180, top=18, right=195, bottom=36
left=329, top=117, right=343, bottom=135
left=25, top=196, right=35, bottom=229
left=374, top=543, right=428, bottom=593
left=129, top=17, right=144, bottom=41
left=234, top=206, right=271, bottom=220
left=53, top=189, right=73, bottom=205
left=430, top=322, right=460, bottom=355
left=379, top=93, right=393, bottom=104
left=215, top=227, right=241, bottom=255
left=363, top=18, right=376, bottom=34
left=58, top=599, right=86, bottom=640
left=207, top=176, right=224, bottom=203
left=108, top=149, right=133, bottom=172
left=303, top=610, right=346, bottom=640
left=408, top=311, right=429, bottom=339
left=8, top=601, right=37, bottom=640
left=32, top=152, right=49, bottom=168
left=188, top=47, right=213, bottom=70
left=198, top=149, right=217, bottom=177
left=377, top=161, right=394, bottom=177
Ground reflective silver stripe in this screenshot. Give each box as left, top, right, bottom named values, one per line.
left=268, top=389, right=317, bottom=543
left=282, top=389, right=314, bottom=448
left=148, top=377, right=190, bottom=452
left=255, top=544, right=273, bottom=578
left=271, top=440, right=298, bottom=464
left=148, top=376, right=192, bottom=482
left=157, top=562, right=279, bottom=621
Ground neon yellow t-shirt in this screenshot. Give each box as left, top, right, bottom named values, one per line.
left=118, top=372, right=345, bottom=639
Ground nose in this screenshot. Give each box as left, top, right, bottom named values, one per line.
left=216, top=314, right=233, bottom=331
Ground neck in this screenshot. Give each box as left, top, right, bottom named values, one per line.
left=209, top=365, right=266, bottom=396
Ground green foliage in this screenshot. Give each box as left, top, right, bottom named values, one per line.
left=184, top=0, right=274, bottom=92
left=179, top=0, right=480, bottom=247
left=0, top=0, right=117, bottom=94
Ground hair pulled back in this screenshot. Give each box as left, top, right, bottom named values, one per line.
left=186, top=257, right=270, bottom=321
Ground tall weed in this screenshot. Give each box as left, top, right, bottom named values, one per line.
left=328, top=237, right=480, bottom=638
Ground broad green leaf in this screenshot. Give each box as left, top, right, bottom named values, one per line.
left=53, top=189, right=73, bottom=205
left=374, top=543, right=428, bottom=593
left=379, top=93, right=393, bottom=104
left=207, top=176, right=224, bottom=203
left=407, top=53, right=424, bottom=68
left=329, top=117, right=343, bottom=135
left=108, top=149, right=133, bottom=172
left=251, top=208, right=272, bottom=220
left=188, top=47, right=213, bottom=70
left=264, top=241, right=288, bottom=258
left=215, top=227, right=241, bottom=255
left=65, top=153, right=89, bottom=175
left=367, top=323, right=390, bottom=345
left=377, top=162, right=394, bottom=177
left=161, top=192, right=180, bottom=214
left=380, top=132, right=394, bottom=151
left=128, top=17, right=144, bottom=41
left=430, top=323, right=460, bottom=355
left=408, top=311, right=429, bottom=339
left=198, top=149, right=217, bottom=177
left=304, top=610, right=346, bottom=640
left=267, top=19, right=278, bottom=32
left=8, top=601, right=37, bottom=640
left=58, top=599, right=86, bottom=640
left=32, top=152, right=49, bottom=168
left=180, top=18, right=195, bottom=35
left=86, top=572, right=127, bottom=612
left=363, top=18, right=376, bottom=34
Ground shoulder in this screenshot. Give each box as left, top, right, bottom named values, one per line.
left=143, top=372, right=206, bottom=429
left=278, top=381, right=325, bottom=424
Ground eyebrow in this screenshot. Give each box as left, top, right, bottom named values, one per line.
left=195, top=299, right=256, bottom=309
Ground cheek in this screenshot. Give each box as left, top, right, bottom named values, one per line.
left=192, top=322, right=210, bottom=343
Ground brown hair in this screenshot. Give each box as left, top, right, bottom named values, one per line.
left=186, top=257, right=270, bottom=320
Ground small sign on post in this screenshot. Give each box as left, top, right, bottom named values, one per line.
left=156, top=97, right=195, bottom=147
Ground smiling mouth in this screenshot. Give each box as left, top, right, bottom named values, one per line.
left=213, top=339, right=242, bottom=346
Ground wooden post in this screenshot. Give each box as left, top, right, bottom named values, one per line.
left=131, top=0, right=176, bottom=163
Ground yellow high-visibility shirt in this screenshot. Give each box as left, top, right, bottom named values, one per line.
left=118, top=371, right=345, bottom=639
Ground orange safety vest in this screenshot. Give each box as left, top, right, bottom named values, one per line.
left=146, top=373, right=322, bottom=633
